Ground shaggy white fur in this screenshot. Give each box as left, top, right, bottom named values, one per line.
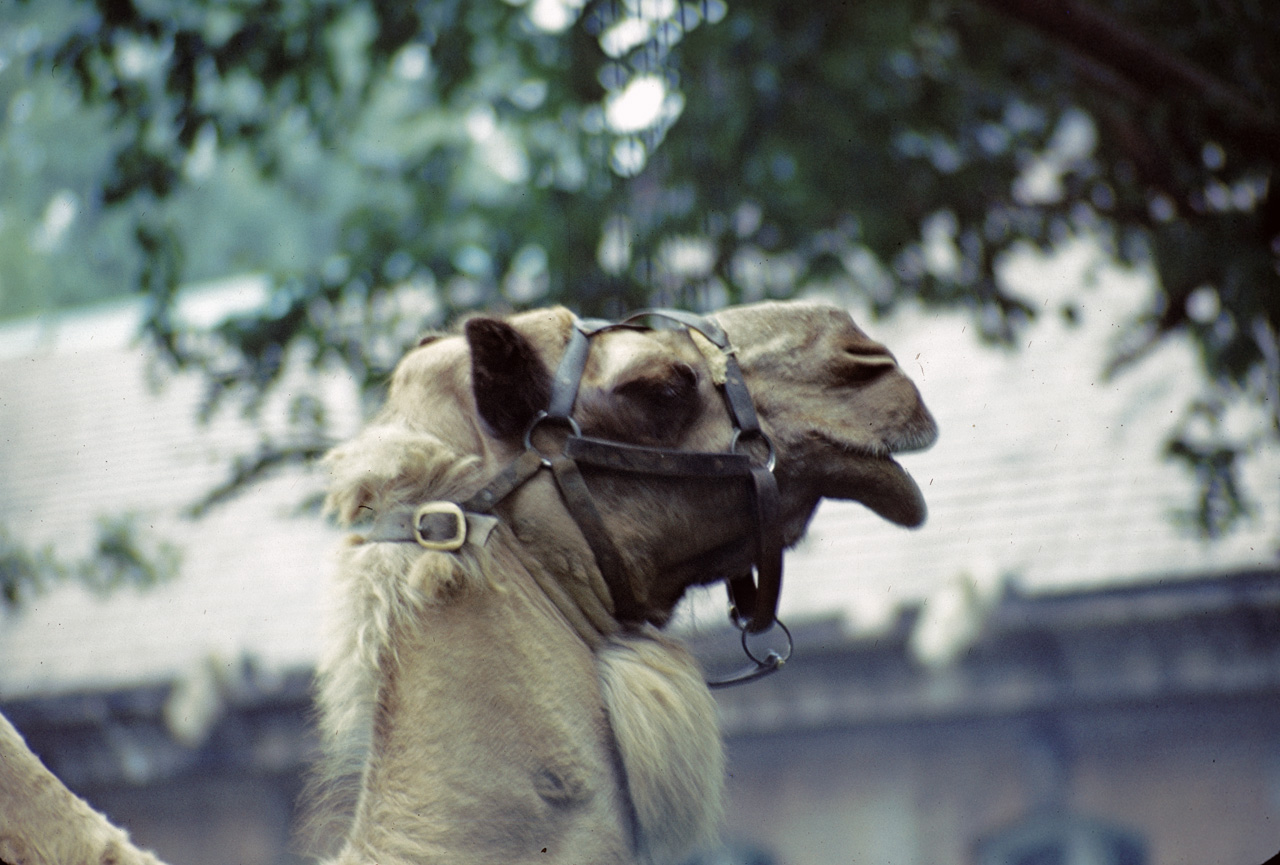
left=315, top=423, right=486, bottom=773
left=597, top=631, right=725, bottom=865
left=313, top=415, right=725, bottom=864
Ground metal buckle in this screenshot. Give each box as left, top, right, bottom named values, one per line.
left=412, top=502, right=467, bottom=551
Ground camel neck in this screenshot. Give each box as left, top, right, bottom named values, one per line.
left=502, top=526, right=622, bottom=651
left=331, top=542, right=636, bottom=865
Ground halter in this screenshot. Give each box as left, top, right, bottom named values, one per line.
left=366, top=309, right=793, bottom=688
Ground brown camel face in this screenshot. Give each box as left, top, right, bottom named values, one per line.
left=351, top=300, right=935, bottom=622
left=457, top=302, right=935, bottom=514
left=446, top=300, right=937, bottom=616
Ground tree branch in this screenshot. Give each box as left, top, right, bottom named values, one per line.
left=184, top=441, right=333, bottom=519
left=970, top=0, right=1280, bottom=162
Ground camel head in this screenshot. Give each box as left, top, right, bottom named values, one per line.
left=330, top=300, right=936, bottom=628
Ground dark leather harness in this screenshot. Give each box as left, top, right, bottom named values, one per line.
left=366, top=309, right=793, bottom=688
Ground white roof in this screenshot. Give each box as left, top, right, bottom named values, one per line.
left=0, top=280, right=357, bottom=699
left=2, top=246, right=1277, bottom=697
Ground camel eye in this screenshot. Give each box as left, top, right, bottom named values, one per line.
left=577, top=360, right=700, bottom=444
left=615, top=362, right=698, bottom=411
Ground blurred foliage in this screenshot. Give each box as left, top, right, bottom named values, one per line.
left=1, top=0, right=1277, bottom=538
left=0, top=515, right=180, bottom=610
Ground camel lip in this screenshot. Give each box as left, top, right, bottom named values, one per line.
left=885, top=416, right=940, bottom=456
left=799, top=434, right=928, bottom=527
left=885, top=459, right=928, bottom=527
left=841, top=454, right=929, bottom=528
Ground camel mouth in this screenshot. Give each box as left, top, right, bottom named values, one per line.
left=845, top=412, right=935, bottom=527
left=888, top=412, right=940, bottom=455
left=843, top=454, right=929, bottom=528
left=802, top=429, right=929, bottom=527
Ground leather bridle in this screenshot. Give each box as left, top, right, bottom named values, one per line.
left=366, top=309, right=793, bottom=688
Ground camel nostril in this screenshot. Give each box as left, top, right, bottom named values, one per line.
left=838, top=352, right=897, bottom=384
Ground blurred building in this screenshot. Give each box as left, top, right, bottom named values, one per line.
left=2, top=251, right=1278, bottom=865
left=696, top=574, right=1280, bottom=865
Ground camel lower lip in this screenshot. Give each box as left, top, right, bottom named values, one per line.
left=849, top=457, right=928, bottom=528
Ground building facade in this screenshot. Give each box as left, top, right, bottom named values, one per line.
left=6, top=569, right=1278, bottom=865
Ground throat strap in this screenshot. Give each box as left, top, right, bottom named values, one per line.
left=547, top=455, right=646, bottom=622
left=462, top=449, right=545, bottom=512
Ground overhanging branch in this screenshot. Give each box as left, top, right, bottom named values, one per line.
left=970, top=0, right=1280, bottom=162
left=184, top=440, right=332, bottom=518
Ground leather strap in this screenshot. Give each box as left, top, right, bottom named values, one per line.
left=565, top=436, right=754, bottom=478
left=743, top=464, right=783, bottom=633
left=463, top=448, right=546, bottom=513
left=721, top=354, right=763, bottom=435
left=612, top=308, right=729, bottom=348
left=720, top=466, right=783, bottom=633
left=361, top=448, right=543, bottom=545
left=547, top=325, right=593, bottom=420
left=549, top=455, right=646, bottom=623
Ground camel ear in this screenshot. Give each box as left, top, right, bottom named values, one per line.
left=466, top=317, right=553, bottom=439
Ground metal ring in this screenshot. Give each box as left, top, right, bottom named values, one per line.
left=730, top=428, right=777, bottom=472
left=739, top=618, right=793, bottom=667
left=523, top=411, right=582, bottom=466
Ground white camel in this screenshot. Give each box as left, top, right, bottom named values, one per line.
left=0, top=300, right=936, bottom=865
